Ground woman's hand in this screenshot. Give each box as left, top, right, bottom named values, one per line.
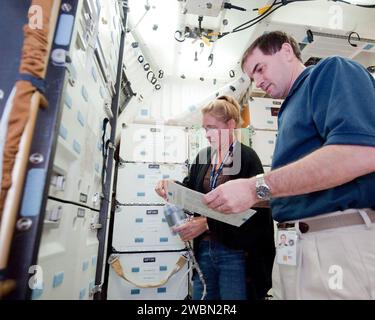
left=172, top=216, right=209, bottom=241
left=154, top=179, right=170, bottom=200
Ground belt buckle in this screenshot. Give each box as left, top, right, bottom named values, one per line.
left=277, top=221, right=309, bottom=233
left=299, top=222, right=309, bottom=233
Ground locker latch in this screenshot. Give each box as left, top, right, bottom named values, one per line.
left=90, top=223, right=102, bottom=230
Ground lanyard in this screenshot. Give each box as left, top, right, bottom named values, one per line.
left=209, top=142, right=235, bottom=190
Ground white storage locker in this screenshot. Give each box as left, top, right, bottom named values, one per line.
left=72, top=209, right=100, bottom=300
left=112, top=205, right=186, bottom=252
left=188, top=127, right=252, bottom=164
left=50, top=22, right=112, bottom=209
left=120, top=123, right=188, bottom=163
left=251, top=130, right=278, bottom=166
left=49, top=139, right=93, bottom=207
left=116, top=162, right=188, bottom=205
left=188, top=127, right=210, bottom=164
left=33, top=202, right=99, bottom=300
left=107, top=251, right=189, bottom=300
left=32, top=201, right=74, bottom=300
left=249, top=97, right=282, bottom=130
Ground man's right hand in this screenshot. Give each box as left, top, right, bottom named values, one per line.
left=154, top=179, right=169, bottom=200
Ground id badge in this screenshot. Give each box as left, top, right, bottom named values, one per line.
left=276, top=230, right=298, bottom=266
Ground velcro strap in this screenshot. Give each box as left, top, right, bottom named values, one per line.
left=108, top=254, right=188, bottom=288
left=17, top=73, right=46, bottom=94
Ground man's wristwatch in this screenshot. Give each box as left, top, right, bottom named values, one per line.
left=255, top=174, right=272, bottom=200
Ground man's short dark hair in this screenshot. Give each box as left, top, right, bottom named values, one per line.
left=241, top=31, right=302, bottom=71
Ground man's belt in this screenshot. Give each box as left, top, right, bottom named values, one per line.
left=277, top=208, right=375, bottom=234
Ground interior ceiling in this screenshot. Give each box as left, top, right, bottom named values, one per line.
left=126, top=0, right=375, bottom=83
left=127, top=0, right=271, bottom=82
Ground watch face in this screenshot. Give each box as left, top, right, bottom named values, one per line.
left=257, top=186, right=270, bottom=199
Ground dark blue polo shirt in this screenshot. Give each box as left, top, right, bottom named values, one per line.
left=271, top=56, right=375, bottom=222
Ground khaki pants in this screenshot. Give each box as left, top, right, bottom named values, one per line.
left=272, top=208, right=375, bottom=300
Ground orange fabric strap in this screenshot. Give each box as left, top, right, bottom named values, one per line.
left=0, top=0, right=51, bottom=215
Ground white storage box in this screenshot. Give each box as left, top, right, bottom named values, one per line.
left=249, top=97, right=282, bottom=130
left=112, top=205, right=186, bottom=252
left=251, top=130, right=278, bottom=166
left=188, top=127, right=251, bottom=163
left=34, top=202, right=99, bottom=300
left=107, top=251, right=189, bottom=300
left=120, top=123, right=188, bottom=163
left=116, top=163, right=188, bottom=205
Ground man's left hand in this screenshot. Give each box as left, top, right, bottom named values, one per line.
left=202, top=178, right=258, bottom=213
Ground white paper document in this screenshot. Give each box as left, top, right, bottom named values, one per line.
left=166, top=181, right=256, bottom=227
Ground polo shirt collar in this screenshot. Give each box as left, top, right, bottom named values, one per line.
left=286, top=66, right=314, bottom=99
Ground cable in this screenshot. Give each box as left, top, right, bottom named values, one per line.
left=198, top=16, right=203, bottom=36
left=348, top=31, right=360, bottom=47
left=231, top=4, right=285, bottom=34
left=101, top=139, right=111, bottom=193
left=231, top=0, right=278, bottom=33
left=101, top=118, right=110, bottom=158
left=332, top=0, right=375, bottom=8
left=186, top=241, right=207, bottom=300
left=175, top=263, right=193, bottom=299
left=219, top=0, right=349, bottom=40
left=100, top=118, right=110, bottom=195
left=162, top=205, right=207, bottom=300
left=224, top=2, right=246, bottom=11
left=174, top=30, right=186, bottom=42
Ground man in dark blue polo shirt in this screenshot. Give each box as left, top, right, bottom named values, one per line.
left=203, top=31, right=375, bottom=299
